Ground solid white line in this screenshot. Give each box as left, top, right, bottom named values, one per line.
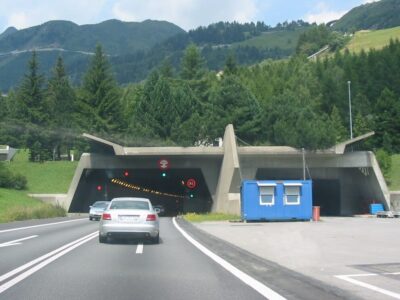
left=172, top=217, right=286, bottom=300
left=0, top=232, right=98, bottom=294
left=136, top=243, right=143, bottom=254
left=0, top=235, right=38, bottom=248
left=0, top=231, right=98, bottom=284
left=335, top=275, right=400, bottom=299
left=340, top=272, right=400, bottom=277
left=0, top=218, right=87, bottom=234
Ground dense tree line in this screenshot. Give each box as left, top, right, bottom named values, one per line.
left=1, top=38, right=400, bottom=162
left=188, top=21, right=271, bottom=45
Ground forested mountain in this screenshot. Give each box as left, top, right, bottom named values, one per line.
left=0, top=19, right=184, bottom=55
left=332, top=0, right=400, bottom=32
left=0, top=19, right=185, bottom=92
left=0, top=19, right=310, bottom=92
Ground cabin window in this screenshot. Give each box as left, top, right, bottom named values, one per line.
left=259, top=185, right=275, bottom=206
left=284, top=185, right=301, bottom=205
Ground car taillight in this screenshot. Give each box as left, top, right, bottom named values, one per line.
left=102, top=213, right=112, bottom=220
left=146, top=214, right=156, bottom=221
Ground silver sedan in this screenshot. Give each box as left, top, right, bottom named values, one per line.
left=99, top=197, right=160, bottom=244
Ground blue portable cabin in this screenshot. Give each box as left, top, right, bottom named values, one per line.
left=241, top=180, right=312, bottom=221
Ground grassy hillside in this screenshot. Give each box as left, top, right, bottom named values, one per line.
left=0, top=150, right=77, bottom=223
left=388, top=154, right=400, bottom=191
left=7, top=150, right=78, bottom=193
left=233, top=27, right=308, bottom=51
left=0, top=188, right=65, bottom=223
left=344, top=26, right=400, bottom=53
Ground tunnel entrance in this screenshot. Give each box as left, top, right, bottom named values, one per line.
left=255, top=169, right=342, bottom=216
left=69, top=168, right=212, bottom=215
left=312, top=180, right=341, bottom=216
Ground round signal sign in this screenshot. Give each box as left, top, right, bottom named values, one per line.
left=158, top=158, right=170, bottom=170
left=186, top=178, right=197, bottom=189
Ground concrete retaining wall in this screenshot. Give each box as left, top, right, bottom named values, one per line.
left=390, top=192, right=400, bottom=211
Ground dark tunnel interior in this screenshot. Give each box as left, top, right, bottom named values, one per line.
left=256, top=168, right=342, bottom=216
left=69, top=168, right=212, bottom=215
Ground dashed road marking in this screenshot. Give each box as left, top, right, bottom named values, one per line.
left=0, top=235, right=38, bottom=248
left=0, top=219, right=87, bottom=234
left=136, top=243, right=143, bottom=254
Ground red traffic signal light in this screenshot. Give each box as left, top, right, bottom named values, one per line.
left=96, top=185, right=102, bottom=191
left=124, top=170, right=129, bottom=177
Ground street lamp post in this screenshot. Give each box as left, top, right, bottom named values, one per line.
left=347, top=80, right=353, bottom=139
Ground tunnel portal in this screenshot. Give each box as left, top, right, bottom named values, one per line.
left=69, top=168, right=212, bottom=215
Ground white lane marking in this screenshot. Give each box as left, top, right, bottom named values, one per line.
left=0, top=235, right=38, bottom=248
left=0, top=218, right=87, bottom=234
left=335, top=274, right=400, bottom=299
left=172, top=217, right=286, bottom=300
left=0, top=231, right=98, bottom=284
left=136, top=243, right=143, bottom=254
left=0, top=231, right=98, bottom=294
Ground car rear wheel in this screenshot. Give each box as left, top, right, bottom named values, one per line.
left=99, top=235, right=107, bottom=243
left=152, top=234, right=159, bottom=244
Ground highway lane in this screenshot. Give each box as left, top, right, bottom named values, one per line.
left=0, top=217, right=96, bottom=277
left=0, top=217, right=271, bottom=300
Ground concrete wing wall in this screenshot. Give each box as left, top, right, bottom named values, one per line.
left=212, top=124, right=241, bottom=215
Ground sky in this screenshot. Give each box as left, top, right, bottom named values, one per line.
left=0, top=0, right=379, bottom=33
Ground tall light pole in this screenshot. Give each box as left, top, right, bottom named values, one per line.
left=347, top=80, right=353, bottom=139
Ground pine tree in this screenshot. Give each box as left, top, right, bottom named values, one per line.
left=210, top=75, right=263, bottom=144
left=15, top=51, right=51, bottom=161
left=223, top=54, right=238, bottom=75
left=180, top=44, right=204, bottom=80
left=330, top=105, right=347, bottom=143
left=78, top=44, right=122, bottom=135
left=47, top=56, right=76, bottom=159
left=374, top=88, right=400, bottom=152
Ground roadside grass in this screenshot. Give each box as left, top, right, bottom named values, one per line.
left=388, top=154, right=400, bottom=191
left=344, top=26, right=400, bottom=53
left=0, top=187, right=66, bottom=223
left=0, top=149, right=74, bottom=223
left=6, top=149, right=77, bottom=193
left=183, top=212, right=241, bottom=222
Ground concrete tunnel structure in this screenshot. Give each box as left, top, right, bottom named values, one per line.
left=61, top=124, right=390, bottom=216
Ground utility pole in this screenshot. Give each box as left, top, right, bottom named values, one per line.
left=348, top=81, right=353, bottom=139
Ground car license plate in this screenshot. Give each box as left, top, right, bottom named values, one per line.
left=119, top=215, right=139, bottom=222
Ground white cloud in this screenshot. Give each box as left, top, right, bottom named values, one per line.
left=112, top=0, right=259, bottom=30
left=7, top=12, right=30, bottom=29
left=1, top=0, right=108, bottom=30
left=304, top=2, right=346, bottom=24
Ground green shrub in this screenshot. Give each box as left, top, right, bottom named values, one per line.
left=0, top=163, right=27, bottom=190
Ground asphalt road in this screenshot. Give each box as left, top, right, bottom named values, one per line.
left=0, top=217, right=269, bottom=300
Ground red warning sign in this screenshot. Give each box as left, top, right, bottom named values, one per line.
left=186, top=178, right=197, bottom=189
left=158, top=158, right=170, bottom=170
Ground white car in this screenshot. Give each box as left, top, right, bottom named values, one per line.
left=89, top=201, right=110, bottom=221
left=99, top=197, right=160, bottom=244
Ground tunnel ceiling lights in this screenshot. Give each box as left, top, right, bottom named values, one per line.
left=111, top=178, right=186, bottom=199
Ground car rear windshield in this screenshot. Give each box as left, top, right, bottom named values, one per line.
left=110, top=201, right=150, bottom=210
left=93, top=202, right=109, bottom=208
